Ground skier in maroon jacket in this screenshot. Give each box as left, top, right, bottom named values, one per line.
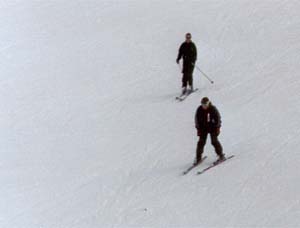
left=195, top=97, right=225, bottom=164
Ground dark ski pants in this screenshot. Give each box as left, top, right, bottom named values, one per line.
left=182, top=73, right=193, bottom=88
left=196, top=131, right=223, bottom=161
left=182, top=61, right=195, bottom=88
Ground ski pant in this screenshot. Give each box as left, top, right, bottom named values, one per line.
left=182, top=61, right=195, bottom=88
left=182, top=73, right=193, bottom=87
left=196, top=131, right=223, bottom=162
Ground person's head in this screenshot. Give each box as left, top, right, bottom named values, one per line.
left=185, top=33, right=192, bottom=43
left=201, top=97, right=210, bottom=110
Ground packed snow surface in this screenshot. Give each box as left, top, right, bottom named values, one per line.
left=1, top=0, right=300, bottom=227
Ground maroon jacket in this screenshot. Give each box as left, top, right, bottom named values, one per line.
left=195, top=104, right=221, bottom=132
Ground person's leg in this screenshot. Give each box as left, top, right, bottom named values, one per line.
left=188, top=63, right=195, bottom=90
left=181, top=61, right=188, bottom=93
left=188, top=73, right=193, bottom=90
left=210, top=132, right=224, bottom=158
left=182, top=73, right=188, bottom=88
left=196, top=132, right=208, bottom=163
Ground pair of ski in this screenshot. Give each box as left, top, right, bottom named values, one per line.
left=176, top=88, right=199, bottom=101
left=182, top=155, right=234, bottom=176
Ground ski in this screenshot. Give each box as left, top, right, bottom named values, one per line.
left=175, top=90, right=190, bottom=100
left=176, top=88, right=199, bottom=101
left=197, top=155, right=234, bottom=175
left=182, top=156, right=207, bottom=175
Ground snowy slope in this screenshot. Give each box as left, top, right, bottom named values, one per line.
left=1, top=0, right=300, bottom=227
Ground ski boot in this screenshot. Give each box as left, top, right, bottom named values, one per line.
left=193, top=156, right=202, bottom=166
left=181, top=87, right=187, bottom=95
left=213, top=154, right=226, bottom=165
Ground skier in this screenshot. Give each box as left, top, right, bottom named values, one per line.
left=176, top=33, right=197, bottom=95
left=194, top=97, right=225, bottom=164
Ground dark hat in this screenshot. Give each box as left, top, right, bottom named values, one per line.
left=201, top=97, right=210, bottom=105
left=185, top=33, right=192, bottom=38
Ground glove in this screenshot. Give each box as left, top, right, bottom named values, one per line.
left=191, top=62, right=195, bottom=66
left=197, top=130, right=201, bottom=137
left=216, top=128, right=221, bottom=136
left=176, top=59, right=180, bottom=64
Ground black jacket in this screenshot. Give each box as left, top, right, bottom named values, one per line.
left=177, top=41, right=197, bottom=63
left=195, top=104, right=221, bottom=132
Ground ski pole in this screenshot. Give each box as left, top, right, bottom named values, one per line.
left=195, top=64, right=214, bottom=84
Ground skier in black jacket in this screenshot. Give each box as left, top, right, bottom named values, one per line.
left=176, top=33, right=197, bottom=95
left=195, top=97, right=224, bottom=164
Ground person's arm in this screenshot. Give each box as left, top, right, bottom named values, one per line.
left=212, top=106, right=222, bottom=128
left=215, top=107, right=222, bottom=128
left=176, top=43, right=183, bottom=63
left=195, top=108, right=200, bottom=129
left=192, top=43, right=197, bottom=63
left=195, top=107, right=202, bottom=136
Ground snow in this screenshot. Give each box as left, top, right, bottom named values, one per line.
left=1, top=0, right=300, bottom=227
